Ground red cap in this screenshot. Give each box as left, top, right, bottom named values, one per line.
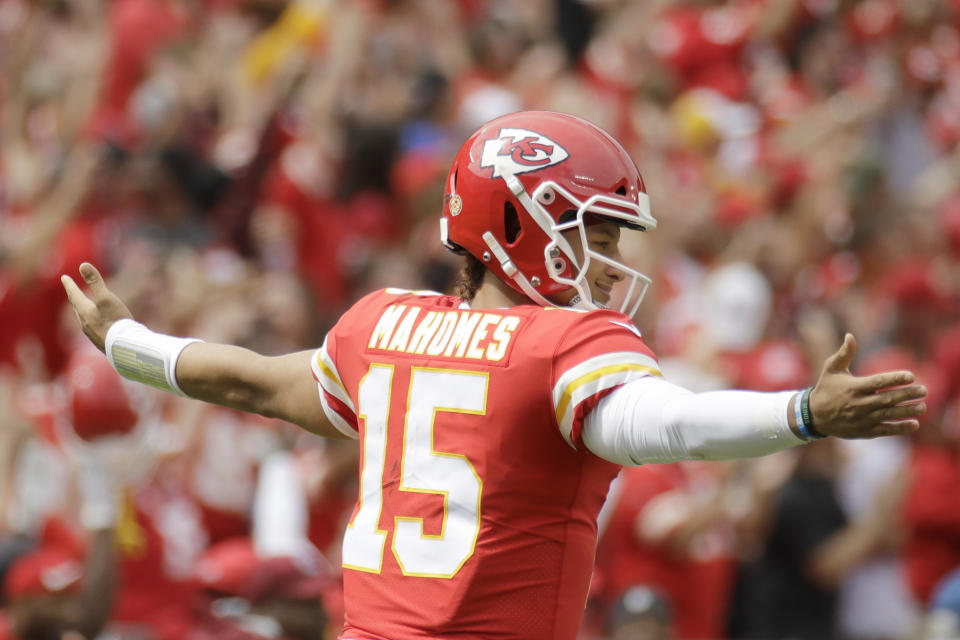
left=192, top=538, right=332, bottom=603
left=247, top=556, right=332, bottom=602
left=66, top=347, right=139, bottom=442
left=4, top=548, right=83, bottom=600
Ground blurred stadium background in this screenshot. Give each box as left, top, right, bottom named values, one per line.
left=1, top=0, right=960, bottom=638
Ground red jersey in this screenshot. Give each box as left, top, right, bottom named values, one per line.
left=596, top=464, right=736, bottom=639
left=310, top=289, right=661, bottom=639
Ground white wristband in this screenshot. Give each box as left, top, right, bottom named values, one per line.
left=105, top=318, right=202, bottom=397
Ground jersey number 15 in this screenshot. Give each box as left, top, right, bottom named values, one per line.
left=343, top=365, right=488, bottom=578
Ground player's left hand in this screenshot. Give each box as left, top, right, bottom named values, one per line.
left=809, top=333, right=927, bottom=439
left=61, top=263, right=133, bottom=352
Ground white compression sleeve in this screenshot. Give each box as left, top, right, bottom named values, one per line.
left=582, top=377, right=805, bottom=466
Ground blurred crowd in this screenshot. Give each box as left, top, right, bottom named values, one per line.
left=1, top=0, right=960, bottom=638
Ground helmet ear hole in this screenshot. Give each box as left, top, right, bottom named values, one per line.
left=615, top=185, right=627, bottom=196
left=504, top=202, right=523, bottom=245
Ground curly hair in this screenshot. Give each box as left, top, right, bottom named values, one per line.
left=454, top=253, right=486, bottom=301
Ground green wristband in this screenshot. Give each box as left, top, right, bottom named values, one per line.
left=800, top=388, right=825, bottom=439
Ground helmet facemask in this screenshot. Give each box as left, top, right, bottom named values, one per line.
left=505, top=178, right=657, bottom=317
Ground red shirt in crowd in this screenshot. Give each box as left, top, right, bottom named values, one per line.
left=596, top=463, right=736, bottom=639
left=903, top=442, right=960, bottom=604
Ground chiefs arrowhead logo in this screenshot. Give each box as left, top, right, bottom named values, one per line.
left=480, top=128, right=569, bottom=178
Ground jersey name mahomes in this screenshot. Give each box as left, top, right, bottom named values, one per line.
left=367, top=304, right=521, bottom=362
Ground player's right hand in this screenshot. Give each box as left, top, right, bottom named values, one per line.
left=61, top=263, right=133, bottom=352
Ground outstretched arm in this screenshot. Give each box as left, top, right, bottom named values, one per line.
left=583, top=335, right=926, bottom=466
left=62, top=263, right=342, bottom=439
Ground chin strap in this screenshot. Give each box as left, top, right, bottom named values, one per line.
left=482, top=231, right=556, bottom=307
left=567, top=293, right=605, bottom=311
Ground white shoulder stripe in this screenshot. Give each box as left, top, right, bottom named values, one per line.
left=311, top=339, right=357, bottom=414
left=553, top=352, right=662, bottom=448
left=609, top=320, right=643, bottom=338
left=384, top=287, right=442, bottom=296
left=319, top=387, right=359, bottom=439
left=553, top=351, right=661, bottom=400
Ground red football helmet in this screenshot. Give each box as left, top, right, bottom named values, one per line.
left=441, top=111, right=657, bottom=316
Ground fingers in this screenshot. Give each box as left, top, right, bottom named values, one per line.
left=61, top=263, right=134, bottom=353
left=864, top=420, right=920, bottom=438
left=78, top=262, right=110, bottom=300
left=853, top=384, right=927, bottom=428
left=60, top=274, right=94, bottom=313
left=867, top=401, right=927, bottom=422
left=823, top=333, right=857, bottom=374
left=860, top=383, right=928, bottom=408
left=857, top=370, right=916, bottom=392
left=64, top=263, right=129, bottom=316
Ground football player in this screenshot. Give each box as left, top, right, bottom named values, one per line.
left=62, top=111, right=927, bottom=640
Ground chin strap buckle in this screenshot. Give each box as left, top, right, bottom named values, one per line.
left=481, top=232, right=518, bottom=277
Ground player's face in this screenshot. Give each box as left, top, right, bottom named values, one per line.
left=549, top=221, right=626, bottom=307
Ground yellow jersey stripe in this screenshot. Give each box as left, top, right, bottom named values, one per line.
left=316, top=351, right=349, bottom=397
left=555, top=363, right=662, bottom=427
